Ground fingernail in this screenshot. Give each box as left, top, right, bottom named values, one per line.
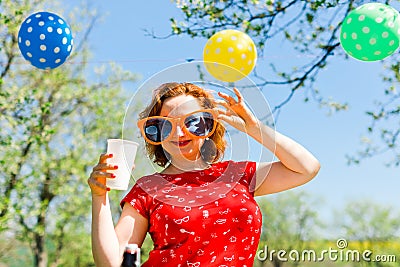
left=111, top=174, right=116, bottom=178
left=106, top=187, right=111, bottom=191
left=114, top=165, right=118, bottom=169
left=109, top=153, right=113, bottom=157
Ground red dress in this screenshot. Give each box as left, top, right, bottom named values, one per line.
left=121, top=161, right=262, bottom=267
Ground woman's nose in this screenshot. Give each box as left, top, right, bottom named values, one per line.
left=175, top=125, right=185, bottom=137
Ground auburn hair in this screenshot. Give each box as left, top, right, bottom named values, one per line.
left=139, top=82, right=226, bottom=167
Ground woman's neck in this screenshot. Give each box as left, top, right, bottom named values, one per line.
left=163, top=158, right=210, bottom=174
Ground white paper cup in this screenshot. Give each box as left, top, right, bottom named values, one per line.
left=106, top=139, right=139, bottom=190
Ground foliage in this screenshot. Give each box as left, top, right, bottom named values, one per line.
left=165, top=0, right=400, bottom=166
left=0, top=0, right=137, bottom=266
left=253, top=195, right=400, bottom=267
left=336, top=200, right=400, bottom=242
left=347, top=58, right=400, bottom=167
left=334, top=200, right=400, bottom=266
left=255, top=191, right=323, bottom=267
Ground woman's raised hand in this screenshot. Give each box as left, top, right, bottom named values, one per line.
left=215, top=87, right=259, bottom=133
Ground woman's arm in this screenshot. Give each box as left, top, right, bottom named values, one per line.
left=216, top=88, right=320, bottom=196
left=91, top=195, right=148, bottom=267
left=89, top=154, right=148, bottom=267
left=91, top=193, right=124, bottom=266
left=246, top=123, right=320, bottom=196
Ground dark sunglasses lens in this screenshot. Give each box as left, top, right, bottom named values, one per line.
left=184, top=112, right=214, bottom=136
left=144, top=118, right=172, bottom=143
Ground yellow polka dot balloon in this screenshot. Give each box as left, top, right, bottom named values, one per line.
left=340, top=3, right=400, bottom=61
left=203, top=29, right=257, bottom=82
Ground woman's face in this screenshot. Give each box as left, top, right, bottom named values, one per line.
left=159, top=94, right=206, bottom=162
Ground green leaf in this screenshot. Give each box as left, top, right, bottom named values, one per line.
left=306, top=13, right=314, bottom=23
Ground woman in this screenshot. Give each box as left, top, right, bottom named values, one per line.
left=88, top=82, right=320, bottom=266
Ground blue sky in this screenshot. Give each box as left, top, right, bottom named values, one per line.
left=76, top=1, right=398, bottom=224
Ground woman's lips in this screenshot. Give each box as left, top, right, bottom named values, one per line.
left=172, top=140, right=191, bottom=147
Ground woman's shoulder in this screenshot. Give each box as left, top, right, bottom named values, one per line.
left=133, top=172, right=167, bottom=189
left=217, top=160, right=257, bottom=183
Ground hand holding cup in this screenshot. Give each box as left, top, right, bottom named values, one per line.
left=88, top=153, right=117, bottom=196
left=88, top=139, right=138, bottom=195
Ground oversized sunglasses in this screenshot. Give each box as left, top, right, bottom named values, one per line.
left=137, top=109, right=218, bottom=145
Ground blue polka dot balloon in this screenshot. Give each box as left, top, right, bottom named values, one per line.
left=18, top=11, right=73, bottom=69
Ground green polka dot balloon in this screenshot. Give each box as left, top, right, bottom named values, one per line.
left=340, top=3, right=400, bottom=61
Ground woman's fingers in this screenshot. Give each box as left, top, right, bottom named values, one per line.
left=214, top=100, right=244, bottom=120
left=217, top=113, right=233, bottom=123
left=218, top=88, right=243, bottom=104
left=218, top=92, right=237, bottom=105
left=214, top=103, right=240, bottom=120
left=214, top=100, right=230, bottom=110
left=88, top=153, right=115, bottom=194
left=99, top=153, right=113, bottom=164
left=233, top=87, right=243, bottom=103
left=214, top=107, right=228, bottom=115
left=217, top=113, right=246, bottom=130
left=214, top=89, right=258, bottom=132
left=88, top=170, right=112, bottom=193
left=88, top=177, right=109, bottom=191
left=90, top=170, right=115, bottom=179
left=214, top=100, right=240, bottom=116
left=92, top=163, right=118, bottom=171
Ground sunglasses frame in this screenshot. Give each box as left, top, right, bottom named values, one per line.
left=137, top=109, right=218, bottom=145
left=137, top=109, right=219, bottom=145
